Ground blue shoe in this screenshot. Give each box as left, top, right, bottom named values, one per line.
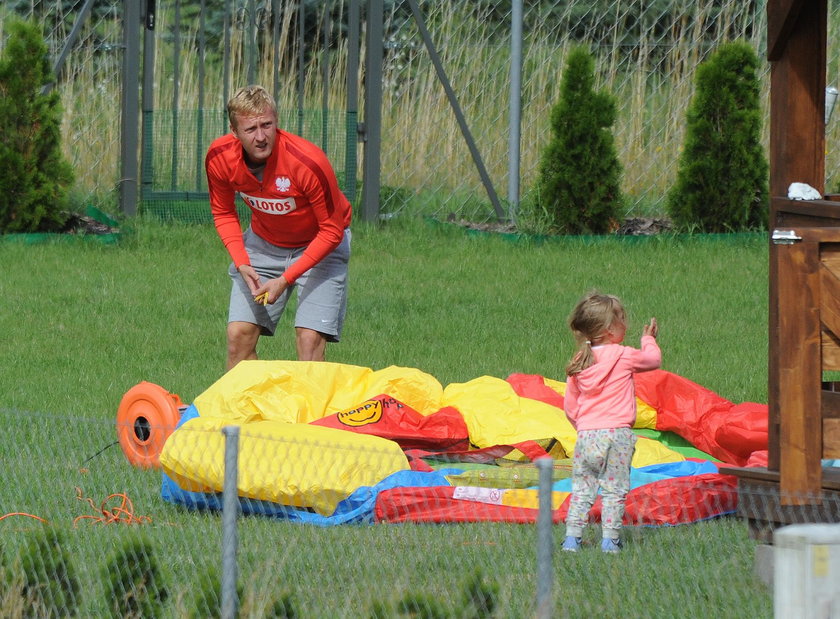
left=601, top=538, right=622, bottom=554
left=562, top=536, right=582, bottom=552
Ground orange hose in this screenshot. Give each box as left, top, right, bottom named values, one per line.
left=1, top=488, right=151, bottom=527
left=0, top=512, right=48, bottom=523
left=73, top=487, right=152, bottom=526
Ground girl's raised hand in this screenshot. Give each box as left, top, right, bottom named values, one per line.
left=643, top=317, right=658, bottom=338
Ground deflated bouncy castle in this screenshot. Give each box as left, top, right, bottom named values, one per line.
left=119, top=361, right=770, bottom=526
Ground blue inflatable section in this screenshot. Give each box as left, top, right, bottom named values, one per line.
left=550, top=458, right=719, bottom=493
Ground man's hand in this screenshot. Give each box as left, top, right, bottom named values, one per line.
left=237, top=265, right=262, bottom=296
left=253, top=276, right=290, bottom=305
left=643, top=317, right=658, bottom=338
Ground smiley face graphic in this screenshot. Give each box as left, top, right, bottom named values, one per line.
left=336, top=400, right=383, bottom=427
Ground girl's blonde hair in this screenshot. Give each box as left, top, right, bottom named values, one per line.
left=227, top=85, right=277, bottom=129
left=565, top=291, right=627, bottom=376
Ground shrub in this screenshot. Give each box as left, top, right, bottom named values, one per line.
left=266, top=592, right=299, bottom=618
left=0, top=539, right=26, bottom=618
left=396, top=593, right=450, bottom=619
left=385, top=570, right=500, bottom=618
left=537, top=46, right=623, bottom=234
left=186, top=566, right=223, bottom=619
left=667, top=41, right=768, bottom=231
left=0, top=19, right=74, bottom=233
left=15, top=527, right=80, bottom=618
left=187, top=566, right=285, bottom=619
left=461, top=569, right=499, bottom=618
left=102, top=537, right=167, bottom=619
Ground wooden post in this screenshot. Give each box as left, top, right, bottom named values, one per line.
left=768, top=0, right=826, bottom=491
left=776, top=236, right=823, bottom=501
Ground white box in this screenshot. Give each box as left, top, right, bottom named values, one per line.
left=774, top=523, right=840, bottom=619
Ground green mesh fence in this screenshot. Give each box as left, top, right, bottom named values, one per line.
left=4, top=0, right=840, bottom=225
left=140, top=109, right=353, bottom=224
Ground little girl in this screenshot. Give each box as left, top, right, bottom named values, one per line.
left=561, top=291, right=660, bottom=554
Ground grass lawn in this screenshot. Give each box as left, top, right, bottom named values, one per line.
left=0, top=218, right=772, bottom=617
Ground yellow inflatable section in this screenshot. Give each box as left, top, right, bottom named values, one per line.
left=442, top=376, right=578, bottom=457
left=159, top=361, right=683, bottom=516
left=160, top=417, right=408, bottom=516
left=190, top=361, right=444, bottom=423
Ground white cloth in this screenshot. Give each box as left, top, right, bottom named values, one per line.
left=788, top=182, right=822, bottom=200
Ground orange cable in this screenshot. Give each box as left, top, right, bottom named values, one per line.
left=0, top=512, right=48, bottom=523
left=1, top=489, right=152, bottom=527
left=72, top=487, right=152, bottom=526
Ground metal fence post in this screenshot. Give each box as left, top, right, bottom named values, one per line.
left=120, top=0, right=140, bottom=216
left=297, top=1, right=306, bottom=136
left=507, top=0, right=523, bottom=220
left=345, top=0, right=360, bottom=202
left=140, top=0, right=156, bottom=203
left=221, top=426, right=241, bottom=619
left=361, top=0, right=383, bottom=222
left=536, top=457, right=554, bottom=619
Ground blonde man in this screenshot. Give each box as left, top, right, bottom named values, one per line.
left=205, top=85, right=352, bottom=369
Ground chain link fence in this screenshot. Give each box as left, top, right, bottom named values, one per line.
left=139, top=0, right=359, bottom=222
left=4, top=1, right=840, bottom=225
left=0, top=0, right=125, bottom=213
left=0, top=402, right=790, bottom=618
left=378, top=0, right=768, bottom=223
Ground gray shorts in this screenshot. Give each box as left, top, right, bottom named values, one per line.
left=228, top=227, right=351, bottom=342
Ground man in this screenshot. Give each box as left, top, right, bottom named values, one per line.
left=205, top=85, right=352, bottom=370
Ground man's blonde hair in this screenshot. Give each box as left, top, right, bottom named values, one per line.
left=227, top=85, right=277, bottom=129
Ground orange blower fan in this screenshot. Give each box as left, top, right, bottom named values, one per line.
left=116, top=381, right=184, bottom=469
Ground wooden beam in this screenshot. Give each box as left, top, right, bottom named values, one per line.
left=820, top=263, right=840, bottom=336
left=825, top=419, right=840, bottom=457
left=769, top=0, right=827, bottom=198
left=720, top=470, right=840, bottom=542
left=768, top=0, right=827, bottom=475
left=823, top=390, right=840, bottom=418
left=767, top=0, right=807, bottom=61
left=777, top=239, right=823, bottom=502
left=821, top=330, right=840, bottom=370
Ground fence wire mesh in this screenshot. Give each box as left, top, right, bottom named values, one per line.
left=10, top=401, right=840, bottom=617
left=4, top=1, right=840, bottom=225
left=0, top=0, right=126, bottom=213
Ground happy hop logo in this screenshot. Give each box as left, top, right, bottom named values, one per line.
left=337, top=400, right=383, bottom=427
left=275, top=176, right=291, bottom=192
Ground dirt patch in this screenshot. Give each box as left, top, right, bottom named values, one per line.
left=59, top=212, right=120, bottom=235
left=615, top=217, right=673, bottom=236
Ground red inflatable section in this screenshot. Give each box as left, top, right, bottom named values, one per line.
left=507, top=370, right=769, bottom=467
left=374, top=473, right=738, bottom=525
left=632, top=370, right=768, bottom=466
left=374, top=486, right=568, bottom=524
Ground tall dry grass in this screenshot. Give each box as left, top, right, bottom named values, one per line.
left=373, top=1, right=769, bottom=218
left=13, top=1, right=840, bottom=216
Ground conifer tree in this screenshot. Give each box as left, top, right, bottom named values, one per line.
left=0, top=20, right=74, bottom=233
left=537, top=46, right=622, bottom=234
left=667, top=41, right=768, bottom=231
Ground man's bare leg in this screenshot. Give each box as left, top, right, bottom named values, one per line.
left=226, top=321, right=261, bottom=370
left=296, top=327, right=327, bottom=361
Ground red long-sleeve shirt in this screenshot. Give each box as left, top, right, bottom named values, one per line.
left=205, top=129, right=352, bottom=284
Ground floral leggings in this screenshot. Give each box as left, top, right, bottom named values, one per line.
left=564, top=427, right=636, bottom=540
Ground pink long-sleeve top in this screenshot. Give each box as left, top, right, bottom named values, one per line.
left=564, top=335, right=661, bottom=431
